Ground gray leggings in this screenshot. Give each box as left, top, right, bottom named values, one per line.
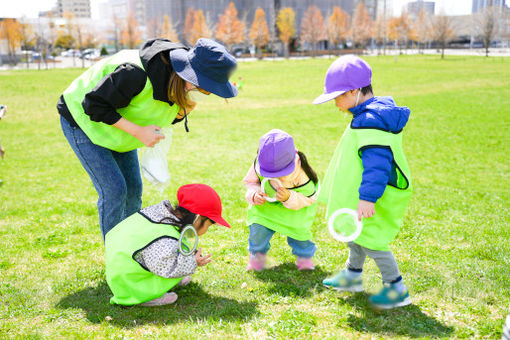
left=346, top=242, right=402, bottom=283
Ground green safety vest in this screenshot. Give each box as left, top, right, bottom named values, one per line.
left=319, top=125, right=412, bottom=251
left=105, top=212, right=186, bottom=305
left=247, top=165, right=318, bottom=241
left=63, top=50, right=180, bottom=152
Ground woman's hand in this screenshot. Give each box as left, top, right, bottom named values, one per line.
left=134, top=124, right=165, bottom=147
left=112, top=118, right=165, bottom=147
left=276, top=187, right=290, bottom=202
left=195, top=248, right=212, bottom=267
left=357, top=200, right=375, bottom=221
left=253, top=192, right=267, bottom=205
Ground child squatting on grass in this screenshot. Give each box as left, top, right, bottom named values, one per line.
left=105, top=184, right=230, bottom=306
left=314, top=55, right=413, bottom=309
left=244, top=129, right=319, bottom=271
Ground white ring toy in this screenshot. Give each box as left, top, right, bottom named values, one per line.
left=327, top=208, right=363, bottom=242
left=261, top=178, right=283, bottom=203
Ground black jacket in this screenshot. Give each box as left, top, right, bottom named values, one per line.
left=57, top=39, right=189, bottom=127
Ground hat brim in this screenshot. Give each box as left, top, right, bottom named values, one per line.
left=170, top=49, right=238, bottom=99
left=312, top=90, right=346, bottom=105
left=255, top=157, right=296, bottom=178
left=210, top=215, right=231, bottom=228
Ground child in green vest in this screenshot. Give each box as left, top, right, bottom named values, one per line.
left=313, top=55, right=413, bottom=309
left=244, top=129, right=319, bottom=271
left=105, top=184, right=231, bottom=306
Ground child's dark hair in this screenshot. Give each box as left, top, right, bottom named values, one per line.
left=172, top=205, right=214, bottom=232
left=361, top=84, right=373, bottom=96
left=297, top=151, right=318, bottom=185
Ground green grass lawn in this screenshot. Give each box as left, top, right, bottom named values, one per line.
left=0, top=55, right=509, bottom=339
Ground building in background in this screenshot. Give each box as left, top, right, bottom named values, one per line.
left=56, top=0, right=91, bottom=18
left=407, top=0, right=435, bottom=17
left=472, top=0, right=506, bottom=13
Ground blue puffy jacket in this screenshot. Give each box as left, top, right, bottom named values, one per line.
left=349, top=96, right=410, bottom=203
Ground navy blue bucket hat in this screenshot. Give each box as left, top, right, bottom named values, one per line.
left=169, top=38, right=238, bottom=98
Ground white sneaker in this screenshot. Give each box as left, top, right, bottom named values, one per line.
left=140, top=292, right=178, bottom=306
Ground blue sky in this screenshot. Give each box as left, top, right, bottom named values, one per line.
left=2, top=0, right=473, bottom=19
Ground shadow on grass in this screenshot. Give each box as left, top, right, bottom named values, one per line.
left=56, top=281, right=259, bottom=328
left=336, top=292, right=454, bottom=338
left=252, top=262, right=328, bottom=297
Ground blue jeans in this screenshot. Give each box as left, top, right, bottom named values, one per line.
left=60, top=116, right=142, bottom=239
left=248, top=223, right=316, bottom=258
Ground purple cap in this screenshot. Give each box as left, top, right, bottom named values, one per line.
left=313, top=55, right=372, bottom=105
left=256, top=129, right=296, bottom=178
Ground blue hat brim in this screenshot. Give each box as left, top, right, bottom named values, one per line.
left=170, top=49, right=238, bottom=98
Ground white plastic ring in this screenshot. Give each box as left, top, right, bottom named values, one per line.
left=260, top=178, right=283, bottom=203
left=327, top=208, right=363, bottom=242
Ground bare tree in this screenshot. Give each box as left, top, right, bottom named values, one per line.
left=147, top=17, right=162, bottom=38
left=300, top=5, right=326, bottom=57
left=414, top=9, right=431, bottom=53
left=475, top=4, right=504, bottom=57
left=111, top=14, right=122, bottom=52
left=432, top=12, right=456, bottom=59
left=351, top=2, right=372, bottom=53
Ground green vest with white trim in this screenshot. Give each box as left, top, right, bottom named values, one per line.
left=246, top=166, right=318, bottom=241
left=319, top=125, right=413, bottom=251
left=105, top=212, right=185, bottom=305
left=63, top=50, right=180, bottom=152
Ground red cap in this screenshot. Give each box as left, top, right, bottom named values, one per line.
left=177, top=184, right=231, bottom=228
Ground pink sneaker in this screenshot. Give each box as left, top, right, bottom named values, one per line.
left=246, top=253, right=266, bottom=272
left=179, top=275, right=192, bottom=286
left=296, top=257, right=315, bottom=271
left=140, top=292, right=178, bottom=306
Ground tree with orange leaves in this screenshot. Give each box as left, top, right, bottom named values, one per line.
left=327, top=6, right=349, bottom=54
left=0, top=19, right=21, bottom=65
left=250, top=7, right=270, bottom=59
left=184, top=8, right=211, bottom=45
left=162, top=14, right=179, bottom=42
left=216, top=2, right=246, bottom=51
left=184, top=8, right=196, bottom=45
left=388, top=12, right=413, bottom=54
left=351, top=2, right=372, bottom=52
left=121, top=11, right=141, bottom=49
left=276, top=7, right=296, bottom=58
left=300, top=5, right=326, bottom=57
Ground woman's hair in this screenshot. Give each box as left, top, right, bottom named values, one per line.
left=160, top=53, right=192, bottom=110
left=297, top=151, right=318, bottom=185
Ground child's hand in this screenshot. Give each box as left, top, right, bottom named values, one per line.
left=253, top=192, right=267, bottom=205
left=357, top=200, right=375, bottom=221
left=276, top=187, right=290, bottom=202
left=194, top=248, right=212, bottom=266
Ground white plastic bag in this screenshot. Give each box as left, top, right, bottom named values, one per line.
left=140, top=127, right=173, bottom=193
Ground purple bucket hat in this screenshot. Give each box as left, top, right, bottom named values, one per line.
left=313, top=55, right=372, bottom=105
left=256, top=129, right=296, bottom=178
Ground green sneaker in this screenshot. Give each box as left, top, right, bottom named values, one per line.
left=369, top=284, right=412, bottom=309
left=322, top=270, right=363, bottom=292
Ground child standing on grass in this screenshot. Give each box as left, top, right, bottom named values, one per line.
left=105, top=183, right=231, bottom=306
left=244, top=129, right=319, bottom=271
left=314, top=55, right=413, bottom=309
